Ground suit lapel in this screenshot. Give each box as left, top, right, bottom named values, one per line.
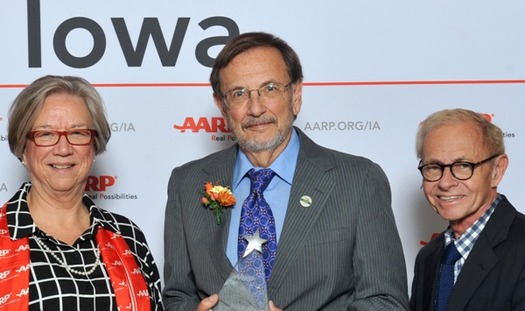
left=202, top=145, right=238, bottom=281
left=446, top=197, right=514, bottom=310
left=268, top=129, right=335, bottom=294
left=423, top=237, right=445, bottom=310
left=446, top=235, right=499, bottom=310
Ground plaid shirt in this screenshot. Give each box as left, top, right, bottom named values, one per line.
left=5, top=182, right=163, bottom=310
left=444, top=194, right=501, bottom=283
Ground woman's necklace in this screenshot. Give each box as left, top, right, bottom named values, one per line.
left=33, top=234, right=101, bottom=276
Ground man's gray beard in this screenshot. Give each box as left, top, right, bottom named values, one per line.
left=226, top=102, right=295, bottom=153
left=238, top=127, right=289, bottom=153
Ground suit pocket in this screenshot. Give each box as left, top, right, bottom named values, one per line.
left=304, top=228, right=347, bottom=247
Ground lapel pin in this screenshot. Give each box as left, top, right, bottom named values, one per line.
left=300, top=195, right=312, bottom=207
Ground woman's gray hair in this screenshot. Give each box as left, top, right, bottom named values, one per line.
left=8, top=75, right=111, bottom=160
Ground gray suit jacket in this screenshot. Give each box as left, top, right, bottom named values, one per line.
left=163, top=128, right=409, bottom=310
left=410, top=196, right=525, bottom=311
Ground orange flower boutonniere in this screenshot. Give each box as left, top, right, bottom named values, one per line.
left=202, top=182, right=236, bottom=225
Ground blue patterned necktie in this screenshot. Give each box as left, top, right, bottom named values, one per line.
left=435, top=242, right=461, bottom=311
left=238, top=168, right=277, bottom=283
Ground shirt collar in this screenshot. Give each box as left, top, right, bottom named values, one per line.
left=232, top=128, right=300, bottom=189
left=6, top=182, right=120, bottom=240
left=445, top=193, right=501, bottom=255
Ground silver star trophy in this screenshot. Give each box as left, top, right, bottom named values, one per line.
left=212, top=229, right=270, bottom=311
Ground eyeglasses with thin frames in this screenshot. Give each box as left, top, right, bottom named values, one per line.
left=27, top=129, right=98, bottom=147
left=418, top=154, right=500, bottom=182
left=222, top=81, right=292, bottom=108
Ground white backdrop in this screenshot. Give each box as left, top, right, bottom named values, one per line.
left=1, top=1, right=524, bottom=291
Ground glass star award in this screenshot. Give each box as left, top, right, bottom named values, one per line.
left=212, top=229, right=269, bottom=311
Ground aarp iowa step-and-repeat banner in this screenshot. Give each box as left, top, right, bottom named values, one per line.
left=1, top=1, right=524, bottom=289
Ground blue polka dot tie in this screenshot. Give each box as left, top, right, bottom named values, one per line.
left=435, top=242, right=461, bottom=311
left=238, top=168, right=277, bottom=283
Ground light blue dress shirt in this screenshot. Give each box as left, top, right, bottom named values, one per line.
left=226, top=129, right=300, bottom=265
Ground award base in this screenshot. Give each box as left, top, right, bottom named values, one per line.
left=212, top=255, right=269, bottom=311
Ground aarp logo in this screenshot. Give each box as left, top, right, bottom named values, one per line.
left=481, top=113, right=494, bottom=122
left=85, top=175, right=117, bottom=191
left=173, top=117, right=229, bottom=133
left=419, top=233, right=440, bottom=246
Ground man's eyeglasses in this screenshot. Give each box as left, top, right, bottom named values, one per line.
left=418, top=154, right=500, bottom=182
left=222, top=81, right=292, bottom=108
left=27, top=129, right=98, bottom=147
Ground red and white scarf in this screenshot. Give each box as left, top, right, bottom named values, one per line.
left=0, top=204, right=151, bottom=310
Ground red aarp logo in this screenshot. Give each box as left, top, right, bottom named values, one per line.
left=173, top=117, right=230, bottom=133
left=85, top=175, right=116, bottom=191
left=481, top=113, right=494, bottom=122
left=420, top=233, right=440, bottom=246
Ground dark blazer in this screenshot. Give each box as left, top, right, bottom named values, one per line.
left=163, top=128, right=409, bottom=310
left=410, top=195, right=525, bottom=311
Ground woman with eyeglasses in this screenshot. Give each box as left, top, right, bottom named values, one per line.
left=1, top=75, right=163, bottom=310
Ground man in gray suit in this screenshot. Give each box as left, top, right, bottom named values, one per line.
left=410, top=109, right=525, bottom=310
left=162, top=32, right=409, bottom=311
